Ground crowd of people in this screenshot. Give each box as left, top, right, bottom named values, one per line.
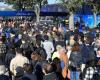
left=0, top=18, right=100, bottom=80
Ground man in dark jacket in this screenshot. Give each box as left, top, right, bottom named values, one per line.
left=81, top=35, right=96, bottom=64
left=35, top=41, right=47, bottom=60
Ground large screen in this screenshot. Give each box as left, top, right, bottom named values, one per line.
left=82, top=15, right=100, bottom=28
left=74, top=15, right=100, bottom=28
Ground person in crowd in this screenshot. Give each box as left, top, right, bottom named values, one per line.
left=0, top=36, right=6, bottom=63
left=52, top=45, right=69, bottom=80
left=93, top=35, right=100, bottom=52
left=81, top=35, right=96, bottom=64
left=0, top=55, right=9, bottom=78
left=82, top=47, right=100, bottom=80
left=59, top=48, right=69, bottom=79
left=23, top=63, right=37, bottom=80
left=10, top=48, right=29, bottom=79
left=93, top=47, right=100, bottom=80
left=31, top=51, right=40, bottom=69
left=69, top=42, right=82, bottom=80
left=35, top=41, right=47, bottom=60
left=42, top=63, right=58, bottom=80
left=64, top=30, right=70, bottom=45
left=54, top=30, right=65, bottom=48
left=96, top=47, right=100, bottom=58
left=31, top=49, right=47, bottom=80
left=52, top=45, right=63, bottom=60
left=69, top=35, right=75, bottom=47
left=0, top=22, right=11, bottom=80
left=94, top=59, right=100, bottom=80
left=5, top=46, right=15, bottom=68
left=35, top=31, right=43, bottom=42
left=42, top=35, right=54, bottom=60
left=51, top=58, right=63, bottom=80
left=35, top=58, right=46, bottom=80
left=66, top=43, right=72, bottom=59
left=46, top=31, right=53, bottom=42
left=13, top=34, right=22, bottom=48
left=82, top=59, right=95, bottom=80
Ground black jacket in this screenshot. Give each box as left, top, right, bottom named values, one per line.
left=69, top=51, right=82, bottom=71
left=43, top=72, right=58, bottom=80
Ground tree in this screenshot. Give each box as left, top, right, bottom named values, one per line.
left=85, top=0, right=100, bottom=28
left=61, top=0, right=84, bottom=30
left=5, top=0, right=48, bottom=23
